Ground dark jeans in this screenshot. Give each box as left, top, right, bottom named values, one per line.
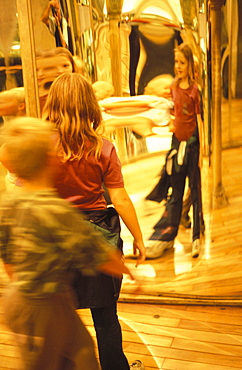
left=150, top=138, right=202, bottom=242
left=91, top=303, right=130, bottom=370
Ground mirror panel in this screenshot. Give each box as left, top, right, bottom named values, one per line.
left=1, top=0, right=242, bottom=303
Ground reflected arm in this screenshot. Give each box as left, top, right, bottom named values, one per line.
left=41, top=1, right=53, bottom=25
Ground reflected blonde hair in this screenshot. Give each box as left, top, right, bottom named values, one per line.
left=174, top=43, right=195, bottom=87
left=144, top=74, right=173, bottom=96
left=92, top=81, right=114, bottom=99
left=0, top=117, right=52, bottom=179
left=35, top=47, right=78, bottom=73
left=1, top=87, right=25, bottom=104
left=42, top=73, right=103, bottom=161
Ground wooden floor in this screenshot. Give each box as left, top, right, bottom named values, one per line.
left=120, top=145, right=242, bottom=305
left=2, top=301, right=242, bottom=370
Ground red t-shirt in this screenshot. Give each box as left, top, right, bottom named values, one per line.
left=53, top=138, right=124, bottom=210
left=172, top=82, right=200, bottom=142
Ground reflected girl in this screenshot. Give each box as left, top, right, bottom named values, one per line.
left=146, top=43, right=203, bottom=259
left=36, top=47, right=78, bottom=113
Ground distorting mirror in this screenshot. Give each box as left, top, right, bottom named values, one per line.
left=1, top=0, right=242, bottom=304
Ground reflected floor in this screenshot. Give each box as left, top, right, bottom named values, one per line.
left=120, top=143, right=242, bottom=304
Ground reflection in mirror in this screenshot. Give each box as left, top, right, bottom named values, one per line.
left=86, top=0, right=208, bottom=297
left=0, top=1, right=24, bottom=126
left=0, top=0, right=208, bottom=300
left=2, top=0, right=242, bottom=302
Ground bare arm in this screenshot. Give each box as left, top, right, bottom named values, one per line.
left=104, top=117, right=155, bottom=137
left=107, top=187, right=146, bottom=265
left=197, top=113, right=204, bottom=168
left=54, top=18, right=67, bottom=48
left=97, top=250, right=134, bottom=279
left=3, top=263, right=13, bottom=280
left=100, top=101, right=151, bottom=110
left=41, top=1, right=55, bottom=25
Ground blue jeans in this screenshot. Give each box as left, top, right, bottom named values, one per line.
left=91, top=303, right=130, bottom=370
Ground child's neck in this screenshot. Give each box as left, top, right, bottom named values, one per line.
left=179, top=77, right=189, bottom=89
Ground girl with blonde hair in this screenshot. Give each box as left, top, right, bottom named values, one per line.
left=146, top=43, right=203, bottom=259
left=43, top=72, right=146, bottom=370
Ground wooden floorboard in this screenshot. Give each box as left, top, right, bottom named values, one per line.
left=120, top=144, right=242, bottom=305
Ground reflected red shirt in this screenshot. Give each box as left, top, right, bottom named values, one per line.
left=172, top=82, right=200, bottom=142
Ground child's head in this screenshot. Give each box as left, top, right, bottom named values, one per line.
left=42, top=73, right=103, bottom=161
left=43, top=73, right=102, bottom=130
left=144, top=74, right=173, bottom=98
left=92, top=81, right=114, bottom=101
left=36, top=47, right=78, bottom=93
left=174, top=43, right=195, bottom=85
left=0, top=87, right=26, bottom=118
left=0, top=117, right=53, bottom=180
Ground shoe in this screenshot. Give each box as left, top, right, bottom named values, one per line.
left=145, top=240, right=174, bottom=259
left=130, top=360, right=145, bottom=369
left=192, top=239, right=200, bottom=258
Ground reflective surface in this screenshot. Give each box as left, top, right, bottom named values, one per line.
left=1, top=1, right=242, bottom=302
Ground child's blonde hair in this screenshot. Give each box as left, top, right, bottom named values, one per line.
left=0, top=87, right=26, bottom=116
left=174, top=43, right=195, bottom=87
left=92, top=81, right=114, bottom=101
left=42, top=73, right=103, bottom=161
left=0, top=117, right=53, bottom=179
left=144, top=74, right=173, bottom=96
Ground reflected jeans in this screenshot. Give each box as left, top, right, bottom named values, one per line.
left=150, top=138, right=201, bottom=242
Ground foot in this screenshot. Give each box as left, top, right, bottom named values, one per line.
left=145, top=240, right=174, bottom=259
left=130, top=359, right=145, bottom=369
left=192, top=239, right=200, bottom=258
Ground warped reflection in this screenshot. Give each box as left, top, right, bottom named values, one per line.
left=1, top=0, right=242, bottom=303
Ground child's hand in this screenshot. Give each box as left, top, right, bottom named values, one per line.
left=169, top=118, right=176, bottom=133
left=132, top=239, right=146, bottom=267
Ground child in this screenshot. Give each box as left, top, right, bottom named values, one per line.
left=35, top=47, right=78, bottom=113
left=146, top=43, right=203, bottom=259
left=0, top=117, right=134, bottom=370
left=42, top=73, right=146, bottom=370
left=0, top=87, right=26, bottom=121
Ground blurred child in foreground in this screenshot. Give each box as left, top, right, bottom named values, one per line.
left=0, top=117, right=134, bottom=370
left=0, top=87, right=26, bottom=121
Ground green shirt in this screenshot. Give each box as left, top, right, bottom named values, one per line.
left=0, top=189, right=113, bottom=298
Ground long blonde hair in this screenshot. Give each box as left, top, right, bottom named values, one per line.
left=42, top=73, right=103, bottom=161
